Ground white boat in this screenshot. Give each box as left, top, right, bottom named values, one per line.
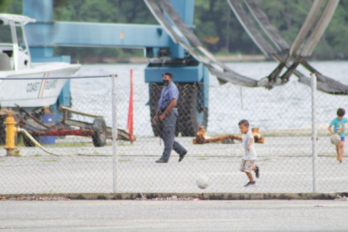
left=0, top=14, right=81, bottom=108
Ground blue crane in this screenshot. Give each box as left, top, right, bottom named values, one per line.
left=23, top=0, right=208, bottom=136
left=22, top=0, right=342, bottom=137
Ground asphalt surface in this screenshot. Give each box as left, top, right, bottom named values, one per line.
left=1, top=136, right=347, bottom=194
left=1, top=200, right=348, bottom=231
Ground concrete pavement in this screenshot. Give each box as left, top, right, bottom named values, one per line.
left=1, top=200, right=348, bottom=231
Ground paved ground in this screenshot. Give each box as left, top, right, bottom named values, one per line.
left=0, top=136, right=347, bottom=194
left=1, top=200, right=348, bottom=231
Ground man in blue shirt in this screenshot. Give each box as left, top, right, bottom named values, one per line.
left=152, top=72, right=187, bottom=163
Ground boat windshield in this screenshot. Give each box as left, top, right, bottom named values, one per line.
left=0, top=14, right=36, bottom=70
left=0, top=24, right=12, bottom=43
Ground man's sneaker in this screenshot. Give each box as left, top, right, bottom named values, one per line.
left=244, top=181, right=255, bottom=187
left=255, top=165, right=260, bottom=178
left=155, top=158, right=168, bottom=163
left=178, top=151, right=187, bottom=162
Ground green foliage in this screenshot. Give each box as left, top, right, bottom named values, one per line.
left=193, top=0, right=348, bottom=59
left=52, top=0, right=154, bottom=62
left=0, top=0, right=21, bottom=13
left=0, top=0, right=347, bottom=61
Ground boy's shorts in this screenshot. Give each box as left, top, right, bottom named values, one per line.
left=240, top=159, right=255, bottom=173
left=341, top=137, right=345, bottom=142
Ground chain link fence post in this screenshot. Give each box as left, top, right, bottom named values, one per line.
left=111, top=74, right=118, bottom=193
left=311, top=73, right=317, bottom=193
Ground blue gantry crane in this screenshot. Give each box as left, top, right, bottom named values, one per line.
left=23, top=0, right=208, bottom=136
left=22, top=0, right=343, bottom=136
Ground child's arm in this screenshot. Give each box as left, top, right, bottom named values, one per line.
left=328, top=119, right=336, bottom=134
left=246, top=138, right=253, bottom=151
left=328, top=125, right=335, bottom=135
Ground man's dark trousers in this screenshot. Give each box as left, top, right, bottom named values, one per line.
left=159, top=109, right=187, bottom=161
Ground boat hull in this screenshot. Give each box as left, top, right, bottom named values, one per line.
left=0, top=63, right=81, bottom=108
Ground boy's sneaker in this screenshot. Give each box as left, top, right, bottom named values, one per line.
left=255, top=165, right=260, bottom=178
left=244, top=181, right=255, bottom=187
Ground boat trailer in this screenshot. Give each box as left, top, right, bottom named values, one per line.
left=16, top=105, right=133, bottom=147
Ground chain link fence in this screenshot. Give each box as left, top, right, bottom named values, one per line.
left=0, top=73, right=347, bottom=194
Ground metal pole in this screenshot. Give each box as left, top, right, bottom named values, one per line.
left=311, top=73, right=317, bottom=192
left=9, top=22, right=19, bottom=71
left=111, top=74, right=118, bottom=193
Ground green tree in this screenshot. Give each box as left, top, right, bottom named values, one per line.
left=0, top=0, right=347, bottom=61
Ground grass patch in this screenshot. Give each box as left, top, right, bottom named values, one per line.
left=40, top=159, right=58, bottom=162
left=48, top=190, right=56, bottom=194
left=313, top=194, right=334, bottom=200
left=75, top=194, right=86, bottom=200
left=41, top=190, right=57, bottom=194
left=262, top=133, right=312, bottom=137
left=260, top=157, right=272, bottom=162
left=34, top=154, right=43, bottom=157
left=17, top=136, right=24, bottom=146
left=119, top=159, right=132, bottom=162
left=119, top=154, right=158, bottom=157
left=209, top=194, right=226, bottom=200
left=17, top=135, right=98, bottom=148
left=204, top=133, right=333, bottom=138
left=146, top=193, right=158, bottom=199
left=279, top=194, right=293, bottom=200
left=14, top=150, right=23, bottom=157
left=46, top=142, right=112, bottom=148
left=46, top=142, right=92, bottom=148
left=198, top=157, right=206, bottom=160
left=97, top=195, right=107, bottom=200
left=117, top=141, right=132, bottom=147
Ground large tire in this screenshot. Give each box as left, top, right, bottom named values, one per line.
left=92, top=118, right=107, bottom=147
left=149, top=83, right=163, bottom=136
left=0, top=116, right=5, bottom=145
left=177, top=84, right=208, bottom=137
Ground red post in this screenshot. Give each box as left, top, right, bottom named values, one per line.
left=127, top=69, right=135, bottom=143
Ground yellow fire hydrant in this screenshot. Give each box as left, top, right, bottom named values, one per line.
left=3, top=110, right=18, bottom=156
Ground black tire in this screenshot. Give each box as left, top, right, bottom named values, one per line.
left=92, top=118, right=107, bottom=147
left=0, top=116, right=5, bottom=145
left=177, top=84, right=208, bottom=137
left=22, top=132, right=39, bottom=147
left=149, top=83, right=163, bottom=136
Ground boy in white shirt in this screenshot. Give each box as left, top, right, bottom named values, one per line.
left=238, top=119, right=259, bottom=187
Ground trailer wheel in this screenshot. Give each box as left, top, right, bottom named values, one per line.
left=92, top=118, right=107, bottom=147
left=0, top=116, right=5, bottom=145
left=150, top=83, right=162, bottom=137
left=22, top=133, right=39, bottom=147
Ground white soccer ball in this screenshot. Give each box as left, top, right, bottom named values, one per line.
left=196, top=175, right=209, bottom=189
left=330, top=134, right=341, bottom=145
